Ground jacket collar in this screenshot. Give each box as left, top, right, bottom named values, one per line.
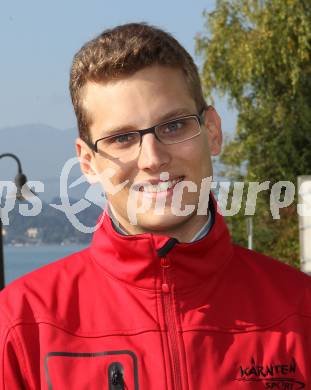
left=107, top=202, right=214, bottom=242
left=90, top=195, right=234, bottom=291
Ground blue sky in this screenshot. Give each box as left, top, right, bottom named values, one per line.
left=0, top=0, right=236, bottom=133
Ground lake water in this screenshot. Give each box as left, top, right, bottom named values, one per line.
left=3, top=244, right=87, bottom=286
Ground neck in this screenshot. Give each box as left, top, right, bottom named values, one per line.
left=108, top=204, right=210, bottom=243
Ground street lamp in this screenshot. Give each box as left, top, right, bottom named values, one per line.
left=246, top=216, right=253, bottom=250
left=0, top=153, right=33, bottom=290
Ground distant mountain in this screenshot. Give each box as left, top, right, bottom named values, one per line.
left=2, top=196, right=103, bottom=245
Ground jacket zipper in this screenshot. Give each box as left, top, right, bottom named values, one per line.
left=161, top=257, right=183, bottom=390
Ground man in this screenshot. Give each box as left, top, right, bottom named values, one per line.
left=1, top=23, right=311, bottom=389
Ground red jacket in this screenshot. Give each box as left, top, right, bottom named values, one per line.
left=1, top=202, right=311, bottom=389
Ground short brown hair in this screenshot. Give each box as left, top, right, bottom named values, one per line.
left=69, top=22, right=206, bottom=142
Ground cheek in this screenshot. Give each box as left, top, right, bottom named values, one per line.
left=105, top=164, right=136, bottom=194
left=182, top=138, right=211, bottom=172
left=198, top=136, right=212, bottom=167
left=91, top=159, right=127, bottom=193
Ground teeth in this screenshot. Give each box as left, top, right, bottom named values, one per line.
left=140, top=178, right=181, bottom=193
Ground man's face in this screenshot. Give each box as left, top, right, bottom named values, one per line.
left=76, top=65, right=222, bottom=237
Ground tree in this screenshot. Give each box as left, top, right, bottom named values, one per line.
left=196, top=0, right=311, bottom=266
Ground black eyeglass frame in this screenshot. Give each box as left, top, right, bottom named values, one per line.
left=87, top=107, right=207, bottom=153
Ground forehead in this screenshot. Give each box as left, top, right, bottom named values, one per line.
left=82, top=65, right=197, bottom=136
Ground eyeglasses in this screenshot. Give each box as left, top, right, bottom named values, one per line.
left=87, top=109, right=205, bottom=159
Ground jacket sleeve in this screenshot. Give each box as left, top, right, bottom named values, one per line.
left=0, top=309, right=28, bottom=389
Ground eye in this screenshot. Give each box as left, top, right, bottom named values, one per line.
left=164, top=120, right=184, bottom=134
left=109, top=132, right=137, bottom=144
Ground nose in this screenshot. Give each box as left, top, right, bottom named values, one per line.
left=137, top=133, right=171, bottom=172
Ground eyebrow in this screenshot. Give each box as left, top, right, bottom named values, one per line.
left=100, top=107, right=195, bottom=137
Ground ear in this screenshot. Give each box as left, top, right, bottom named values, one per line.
left=75, top=137, right=99, bottom=184
left=203, top=106, right=223, bottom=156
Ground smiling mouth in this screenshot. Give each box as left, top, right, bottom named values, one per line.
left=134, top=176, right=184, bottom=193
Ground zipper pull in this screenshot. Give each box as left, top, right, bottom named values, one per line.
left=157, top=238, right=177, bottom=294
left=108, top=362, right=124, bottom=390
left=161, top=257, right=170, bottom=293
left=162, top=283, right=170, bottom=293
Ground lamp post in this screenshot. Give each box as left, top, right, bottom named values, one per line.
left=298, top=175, right=311, bottom=274
left=246, top=216, right=253, bottom=250
left=0, top=153, right=31, bottom=290
left=0, top=208, right=3, bottom=290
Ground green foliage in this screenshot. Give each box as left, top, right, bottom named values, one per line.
left=196, top=0, right=311, bottom=266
